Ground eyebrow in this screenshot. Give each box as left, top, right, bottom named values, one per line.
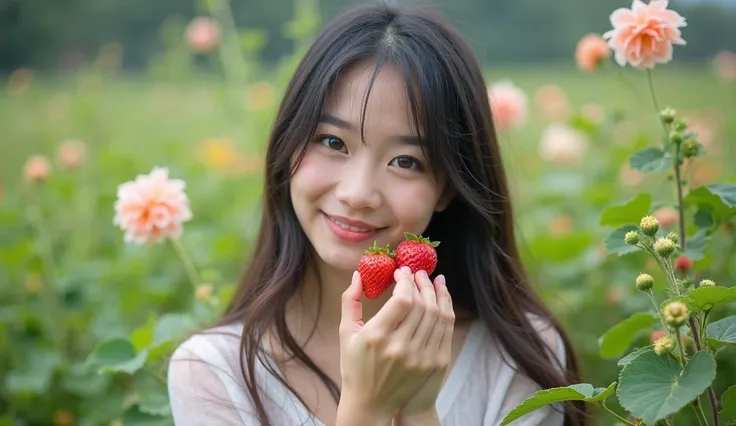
left=318, top=113, right=423, bottom=146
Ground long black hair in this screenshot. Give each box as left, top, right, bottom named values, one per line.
left=214, top=2, right=588, bottom=425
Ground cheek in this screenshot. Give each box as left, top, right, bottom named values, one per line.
left=290, top=149, right=333, bottom=201
left=387, top=182, right=441, bottom=227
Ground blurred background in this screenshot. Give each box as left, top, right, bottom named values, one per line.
left=1, top=0, right=735, bottom=425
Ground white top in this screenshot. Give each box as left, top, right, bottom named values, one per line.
left=167, top=317, right=566, bottom=426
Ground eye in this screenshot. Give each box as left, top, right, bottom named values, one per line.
left=390, top=155, right=423, bottom=171
left=319, top=136, right=347, bottom=153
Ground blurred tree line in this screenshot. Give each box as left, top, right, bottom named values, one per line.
left=0, top=0, right=734, bottom=73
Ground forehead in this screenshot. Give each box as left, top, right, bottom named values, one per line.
left=322, top=61, right=419, bottom=137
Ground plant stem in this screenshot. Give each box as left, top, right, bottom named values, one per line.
left=648, top=291, right=669, bottom=331
left=692, top=398, right=710, bottom=426
left=687, top=315, right=720, bottom=426
left=26, top=199, right=67, bottom=357
left=170, top=237, right=202, bottom=287
left=672, top=143, right=687, bottom=249
left=674, top=327, right=688, bottom=364
left=600, top=403, right=636, bottom=426
left=646, top=69, right=663, bottom=115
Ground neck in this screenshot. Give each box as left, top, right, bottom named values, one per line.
left=287, top=259, right=393, bottom=340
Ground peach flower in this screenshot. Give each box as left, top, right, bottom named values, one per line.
left=538, top=123, right=589, bottom=165
left=487, top=80, right=528, bottom=131
left=23, top=155, right=51, bottom=182
left=113, top=167, right=192, bottom=245
left=714, top=50, right=736, bottom=81
left=533, top=84, right=569, bottom=120
left=57, top=139, right=86, bottom=169
left=575, top=34, right=611, bottom=71
left=185, top=17, right=220, bottom=54
left=603, top=0, right=687, bottom=69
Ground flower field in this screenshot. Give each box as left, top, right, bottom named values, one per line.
left=1, top=1, right=736, bottom=425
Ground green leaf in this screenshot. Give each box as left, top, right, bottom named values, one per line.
left=617, top=350, right=716, bottom=425
left=720, top=386, right=736, bottom=424
left=121, top=405, right=172, bottom=426
left=687, top=286, right=736, bottom=311
left=599, top=313, right=659, bottom=359
left=629, top=147, right=672, bottom=173
left=604, top=225, right=640, bottom=256
left=683, top=229, right=711, bottom=261
left=500, top=382, right=616, bottom=425
left=685, top=186, right=736, bottom=224
left=5, top=349, right=62, bottom=394
left=600, top=193, right=652, bottom=227
left=528, top=233, right=594, bottom=262
left=153, top=313, right=197, bottom=346
left=617, top=346, right=654, bottom=367
left=85, top=338, right=148, bottom=375
left=692, top=206, right=714, bottom=230
left=705, top=316, right=736, bottom=346
left=706, top=183, right=736, bottom=207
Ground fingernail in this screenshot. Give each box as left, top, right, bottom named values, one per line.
left=417, top=270, right=428, bottom=279
left=400, top=266, right=412, bottom=274
left=351, top=271, right=359, bottom=285
left=437, top=275, right=446, bottom=286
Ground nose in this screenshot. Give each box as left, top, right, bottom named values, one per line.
left=334, top=158, right=382, bottom=211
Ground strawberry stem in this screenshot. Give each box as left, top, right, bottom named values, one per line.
left=403, top=232, right=441, bottom=247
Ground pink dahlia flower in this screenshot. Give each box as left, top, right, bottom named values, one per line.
left=113, top=167, right=192, bottom=245
left=603, top=0, right=687, bottom=69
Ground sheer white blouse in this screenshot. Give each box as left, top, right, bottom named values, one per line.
left=167, top=316, right=566, bottom=426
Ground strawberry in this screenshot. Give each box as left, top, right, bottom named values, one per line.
left=358, top=241, right=397, bottom=300
left=675, top=256, right=693, bottom=274
left=395, top=232, right=440, bottom=275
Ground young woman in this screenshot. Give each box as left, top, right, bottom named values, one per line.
left=167, top=2, right=588, bottom=425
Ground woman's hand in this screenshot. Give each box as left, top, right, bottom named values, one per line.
left=396, top=270, right=455, bottom=418
left=337, top=266, right=453, bottom=423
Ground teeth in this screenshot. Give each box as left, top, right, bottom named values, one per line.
left=331, top=218, right=372, bottom=232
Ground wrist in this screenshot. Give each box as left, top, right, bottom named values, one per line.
left=336, top=394, right=394, bottom=426
left=395, top=408, right=440, bottom=426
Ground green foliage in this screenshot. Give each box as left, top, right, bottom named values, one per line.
left=618, top=351, right=717, bottom=425
left=598, top=312, right=659, bottom=359
left=500, top=382, right=616, bottom=425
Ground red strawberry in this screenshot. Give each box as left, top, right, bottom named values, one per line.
left=395, top=232, right=440, bottom=275
left=358, top=242, right=397, bottom=300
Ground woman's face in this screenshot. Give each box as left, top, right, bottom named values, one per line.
left=290, top=61, right=451, bottom=272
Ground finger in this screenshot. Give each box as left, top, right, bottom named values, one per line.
left=340, top=271, right=364, bottom=328
left=407, top=270, right=440, bottom=347
left=427, top=275, right=452, bottom=350
left=437, top=277, right=456, bottom=358
left=364, top=268, right=415, bottom=332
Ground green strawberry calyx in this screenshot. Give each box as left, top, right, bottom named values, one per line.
left=363, top=240, right=395, bottom=257
left=403, top=232, right=440, bottom=248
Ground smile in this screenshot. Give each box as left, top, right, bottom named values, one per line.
left=328, top=216, right=374, bottom=232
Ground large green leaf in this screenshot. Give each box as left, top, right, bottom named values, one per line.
left=121, top=405, right=172, bottom=426
left=617, top=350, right=716, bottom=425
left=617, top=346, right=654, bottom=367
left=599, top=312, right=659, bottom=359
left=706, top=183, right=736, bottom=207
left=500, top=382, right=616, bottom=426
left=600, top=193, right=652, bottom=227
left=604, top=225, right=640, bottom=256
left=705, top=316, right=736, bottom=346
left=85, top=338, right=149, bottom=375
left=687, top=287, right=736, bottom=311
left=629, top=147, right=672, bottom=173
left=720, top=386, right=736, bottom=425
left=685, top=186, right=736, bottom=224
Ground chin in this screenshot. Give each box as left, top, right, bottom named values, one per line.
left=315, top=244, right=363, bottom=272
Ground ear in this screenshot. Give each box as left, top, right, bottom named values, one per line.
left=434, top=186, right=456, bottom=212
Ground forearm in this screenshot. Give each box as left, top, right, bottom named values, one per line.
left=392, top=408, right=441, bottom=426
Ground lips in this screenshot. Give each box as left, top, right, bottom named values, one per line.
left=323, top=213, right=378, bottom=232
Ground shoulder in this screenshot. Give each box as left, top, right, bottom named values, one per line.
left=167, top=322, right=246, bottom=395
left=525, top=312, right=566, bottom=368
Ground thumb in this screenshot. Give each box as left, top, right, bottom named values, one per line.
left=341, top=271, right=364, bottom=329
